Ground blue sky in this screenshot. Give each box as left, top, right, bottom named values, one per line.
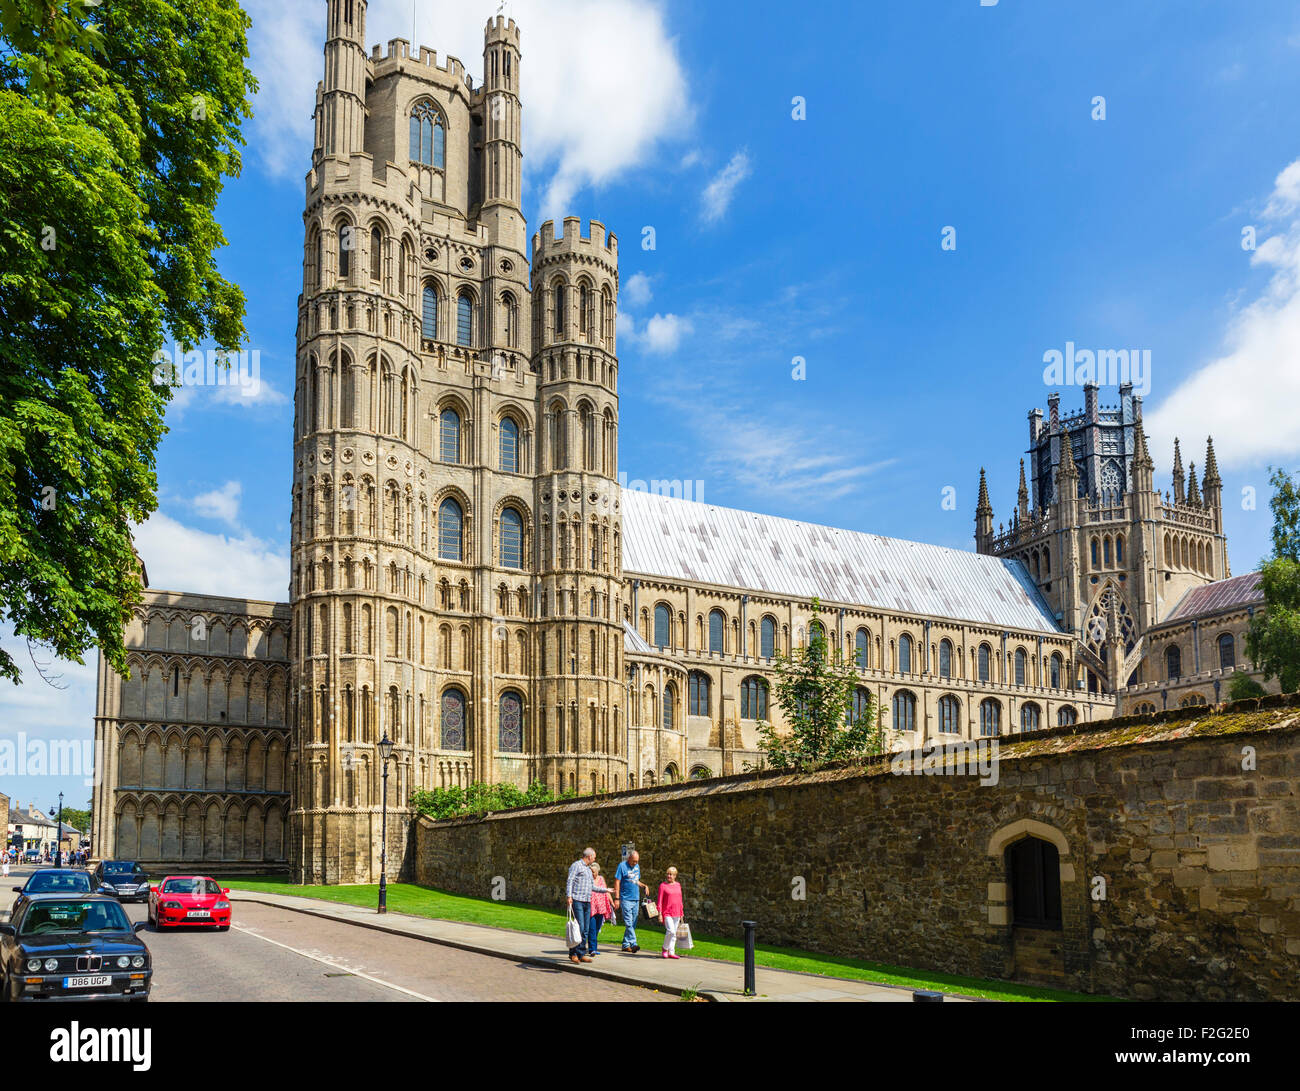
left=5, top=0, right=1300, bottom=810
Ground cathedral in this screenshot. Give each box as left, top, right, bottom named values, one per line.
left=89, top=2, right=1276, bottom=882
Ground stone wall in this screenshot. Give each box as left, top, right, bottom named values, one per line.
left=415, top=696, right=1300, bottom=999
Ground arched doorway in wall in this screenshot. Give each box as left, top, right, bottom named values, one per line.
left=987, top=819, right=1071, bottom=985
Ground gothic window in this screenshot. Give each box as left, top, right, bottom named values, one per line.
left=398, top=238, right=410, bottom=299
left=456, top=292, right=474, bottom=346
left=1104, top=537, right=1112, bottom=566
left=438, top=498, right=463, bottom=561
left=891, top=690, right=916, bottom=733
left=1057, top=705, right=1078, bottom=726
left=552, top=281, right=566, bottom=339
left=499, top=508, right=523, bottom=569
left=501, top=291, right=518, bottom=348
left=848, top=687, right=872, bottom=726
left=760, top=616, right=776, bottom=659
left=410, top=101, right=445, bottom=168
left=938, top=639, right=953, bottom=678
left=499, top=691, right=523, bottom=753
left=662, top=684, right=676, bottom=731
left=421, top=284, right=438, bottom=341
left=1165, top=644, right=1182, bottom=681
left=370, top=226, right=383, bottom=282
left=978, top=643, right=991, bottom=683
left=898, top=633, right=913, bottom=673
left=938, top=694, right=960, bottom=734
left=654, top=604, right=671, bottom=649
left=1014, top=647, right=1027, bottom=686
left=740, top=676, right=768, bottom=720
left=688, top=671, right=710, bottom=716
left=980, top=698, right=1001, bottom=737
left=708, top=609, right=725, bottom=654
left=1020, top=703, right=1041, bottom=733
left=855, top=628, right=869, bottom=669
left=439, top=408, right=460, bottom=463
left=1050, top=653, right=1063, bottom=689
left=1218, top=633, right=1235, bottom=670
left=499, top=417, right=519, bottom=473
left=1090, top=538, right=1100, bottom=569
left=440, top=688, right=466, bottom=750
left=337, top=223, right=351, bottom=279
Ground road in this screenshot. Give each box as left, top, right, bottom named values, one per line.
left=2, top=866, right=671, bottom=1002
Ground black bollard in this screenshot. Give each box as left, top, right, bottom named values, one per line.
left=742, top=920, right=757, bottom=995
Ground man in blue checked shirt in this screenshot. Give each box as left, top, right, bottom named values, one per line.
left=566, top=847, right=597, bottom=963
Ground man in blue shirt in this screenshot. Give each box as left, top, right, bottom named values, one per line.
left=612, top=849, right=649, bottom=953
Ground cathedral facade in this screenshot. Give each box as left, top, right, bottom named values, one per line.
left=89, top=4, right=1278, bottom=881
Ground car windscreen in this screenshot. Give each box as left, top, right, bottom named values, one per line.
left=18, top=900, right=133, bottom=936
left=25, top=873, right=92, bottom=893
left=102, top=863, right=139, bottom=877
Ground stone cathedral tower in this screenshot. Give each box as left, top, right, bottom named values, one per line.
left=289, top=0, right=624, bottom=883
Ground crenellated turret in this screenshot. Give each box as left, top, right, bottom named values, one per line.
left=478, top=16, right=524, bottom=253
left=317, top=0, right=368, bottom=162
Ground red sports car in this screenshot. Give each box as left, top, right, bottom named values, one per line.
left=147, top=876, right=232, bottom=931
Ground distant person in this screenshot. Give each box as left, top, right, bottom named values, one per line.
left=587, top=862, right=613, bottom=957
left=612, top=849, right=649, bottom=953
left=565, top=847, right=596, bottom=964
left=657, top=867, right=685, bottom=959
left=1, top=852, right=8, bottom=879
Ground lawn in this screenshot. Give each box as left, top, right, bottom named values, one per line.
left=225, top=874, right=1110, bottom=1002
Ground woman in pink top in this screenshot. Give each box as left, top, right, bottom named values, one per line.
left=587, top=862, right=615, bottom=957
left=657, top=867, right=685, bottom=958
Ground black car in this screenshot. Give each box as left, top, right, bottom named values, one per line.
left=0, top=894, right=151, bottom=1002
left=90, top=861, right=151, bottom=903
left=10, top=870, right=109, bottom=918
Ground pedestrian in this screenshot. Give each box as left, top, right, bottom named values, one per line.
left=1, top=853, right=8, bottom=880
left=612, top=848, right=649, bottom=953
left=587, top=862, right=614, bottom=957
left=565, top=847, right=596, bottom=964
left=657, top=867, right=685, bottom=959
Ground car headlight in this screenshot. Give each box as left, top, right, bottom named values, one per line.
left=43, top=958, right=58, bottom=972
left=215, top=900, right=230, bottom=909
left=131, top=955, right=145, bottom=969
left=25, top=958, right=40, bottom=972
left=116, top=955, right=131, bottom=969
left=161, top=900, right=181, bottom=909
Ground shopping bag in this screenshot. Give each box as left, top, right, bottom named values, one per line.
left=676, top=921, right=693, bottom=950
left=644, top=900, right=659, bottom=920
left=565, top=908, right=583, bottom=948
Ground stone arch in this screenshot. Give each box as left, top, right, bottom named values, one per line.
left=987, top=818, right=1071, bottom=860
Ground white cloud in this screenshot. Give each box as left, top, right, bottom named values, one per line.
left=1147, top=157, right=1300, bottom=467
left=639, top=313, right=693, bottom=354
left=243, top=0, right=691, bottom=218
left=623, top=272, right=653, bottom=307
left=700, top=150, right=752, bottom=224
left=192, top=481, right=243, bottom=528
left=132, top=512, right=289, bottom=603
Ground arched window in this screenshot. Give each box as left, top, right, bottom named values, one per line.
left=409, top=101, right=445, bottom=168
left=552, top=281, right=566, bottom=339
left=1057, top=705, right=1078, bottom=726
left=1116, top=536, right=1125, bottom=564
left=708, top=609, right=725, bottom=654
left=653, top=604, right=671, bottom=649
left=438, top=498, right=463, bottom=561
left=938, top=694, right=960, bottom=734
left=501, top=291, right=518, bottom=348
left=1134, top=701, right=1156, bottom=716
left=848, top=687, right=872, bottom=725
left=938, top=639, right=953, bottom=678
left=688, top=671, right=710, bottom=716
left=1014, top=647, right=1027, bottom=686
left=979, top=698, right=1001, bottom=737
left=499, top=417, right=519, bottom=473
left=662, top=684, right=675, bottom=731
left=421, top=284, right=438, bottom=342
left=499, top=508, right=523, bottom=569
left=1165, top=644, right=1182, bottom=681
left=1090, top=538, right=1099, bottom=569
left=1050, top=653, right=1063, bottom=689
left=398, top=238, right=410, bottom=298
left=439, top=408, right=460, bottom=463
left=456, top=292, right=474, bottom=346
left=891, top=690, right=916, bottom=733
left=978, top=643, right=991, bottom=683
left=898, top=633, right=913, bottom=673
left=1020, top=703, right=1041, bottom=733
left=854, top=628, right=869, bottom=669
left=370, top=226, right=383, bottom=282
left=498, top=691, right=523, bottom=753
left=1217, top=633, right=1235, bottom=670
left=740, top=676, right=768, bottom=720
left=337, top=223, right=351, bottom=279
left=440, top=688, right=466, bottom=750
left=761, top=616, right=776, bottom=659
left=1006, top=836, right=1062, bottom=928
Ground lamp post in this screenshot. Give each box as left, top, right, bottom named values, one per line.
left=53, top=792, right=64, bottom=868
left=377, top=733, right=395, bottom=914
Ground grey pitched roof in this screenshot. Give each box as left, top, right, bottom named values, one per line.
left=620, top=490, right=1062, bottom=634
left=623, top=621, right=655, bottom=654
left=1164, top=572, right=1264, bottom=622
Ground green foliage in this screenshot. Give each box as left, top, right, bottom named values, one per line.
left=1227, top=671, right=1267, bottom=702
left=0, top=0, right=256, bottom=683
left=55, top=805, right=91, bottom=833
left=1267, top=467, right=1300, bottom=563
left=757, top=598, right=883, bottom=771
left=1245, top=469, right=1300, bottom=696
left=409, top=781, right=569, bottom=820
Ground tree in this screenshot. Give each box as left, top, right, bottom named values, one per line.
left=757, top=598, right=884, bottom=770
left=0, top=0, right=255, bottom=684
left=1246, top=468, right=1300, bottom=695
left=1227, top=671, right=1267, bottom=702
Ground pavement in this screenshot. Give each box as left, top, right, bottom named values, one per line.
left=228, top=887, right=976, bottom=1002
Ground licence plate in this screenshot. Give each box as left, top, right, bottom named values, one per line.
left=187, top=910, right=210, bottom=918
left=115, top=886, right=133, bottom=893
left=63, top=975, right=111, bottom=988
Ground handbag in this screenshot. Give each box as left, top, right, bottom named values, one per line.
left=565, top=907, right=583, bottom=948
left=676, top=921, right=693, bottom=950
left=644, top=900, right=659, bottom=920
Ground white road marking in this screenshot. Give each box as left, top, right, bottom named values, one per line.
left=230, top=923, right=441, bottom=1002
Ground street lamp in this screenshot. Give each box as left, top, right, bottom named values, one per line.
left=377, top=733, right=395, bottom=914
left=51, top=792, right=64, bottom=868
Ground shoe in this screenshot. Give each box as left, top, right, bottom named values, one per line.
left=630, top=944, right=640, bottom=953
left=661, top=951, right=670, bottom=958
left=580, top=956, right=593, bottom=963
left=668, top=953, right=681, bottom=959
left=569, top=954, right=581, bottom=964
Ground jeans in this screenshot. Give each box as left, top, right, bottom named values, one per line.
left=619, top=898, right=639, bottom=949
left=587, top=912, right=606, bottom=954
left=570, top=899, right=591, bottom=956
